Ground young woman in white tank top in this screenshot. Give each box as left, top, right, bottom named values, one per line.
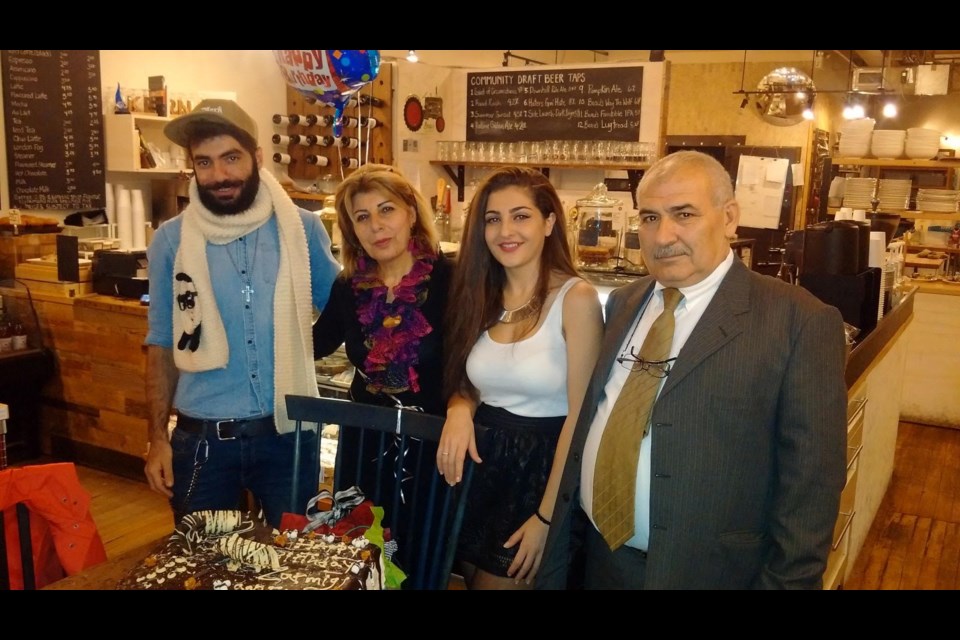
left=439, top=167, right=603, bottom=590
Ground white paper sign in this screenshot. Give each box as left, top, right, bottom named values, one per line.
left=735, top=156, right=790, bottom=230
left=791, top=163, right=805, bottom=187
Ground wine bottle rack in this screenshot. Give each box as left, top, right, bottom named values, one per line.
left=276, top=63, right=392, bottom=180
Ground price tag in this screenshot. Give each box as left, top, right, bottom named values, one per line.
left=8, top=209, right=21, bottom=226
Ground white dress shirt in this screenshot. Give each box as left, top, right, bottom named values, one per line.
left=580, top=251, right=734, bottom=551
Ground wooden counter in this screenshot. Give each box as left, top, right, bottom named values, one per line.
left=0, top=287, right=149, bottom=478
left=904, top=277, right=960, bottom=297
left=900, top=284, right=960, bottom=429
left=844, top=285, right=916, bottom=389
left=837, top=285, right=915, bottom=588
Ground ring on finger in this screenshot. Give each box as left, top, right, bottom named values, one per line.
left=441, top=451, right=449, bottom=456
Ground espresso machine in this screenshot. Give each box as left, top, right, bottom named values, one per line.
left=797, top=220, right=881, bottom=337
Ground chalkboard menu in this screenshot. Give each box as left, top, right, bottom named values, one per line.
left=467, top=65, right=643, bottom=142
left=2, top=50, right=105, bottom=210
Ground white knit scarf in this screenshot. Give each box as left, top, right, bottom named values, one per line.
left=173, top=169, right=318, bottom=433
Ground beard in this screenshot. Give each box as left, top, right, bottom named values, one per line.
left=197, top=168, right=261, bottom=216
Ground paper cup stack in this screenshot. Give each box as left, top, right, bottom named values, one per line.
left=116, top=185, right=134, bottom=251
left=905, top=128, right=941, bottom=160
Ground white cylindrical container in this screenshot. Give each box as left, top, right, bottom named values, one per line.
left=868, top=231, right=887, bottom=268
left=105, top=181, right=116, bottom=225
left=171, top=144, right=187, bottom=170
left=116, top=185, right=134, bottom=250
left=852, top=209, right=867, bottom=222
left=131, top=188, right=147, bottom=250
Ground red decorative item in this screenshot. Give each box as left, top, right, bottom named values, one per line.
left=403, top=95, right=424, bottom=132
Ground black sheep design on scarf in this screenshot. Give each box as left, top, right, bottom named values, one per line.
left=175, top=272, right=202, bottom=352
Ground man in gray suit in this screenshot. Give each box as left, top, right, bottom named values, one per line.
left=537, top=151, right=847, bottom=589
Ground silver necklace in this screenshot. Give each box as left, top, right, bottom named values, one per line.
left=498, top=294, right=541, bottom=324
left=226, top=229, right=260, bottom=303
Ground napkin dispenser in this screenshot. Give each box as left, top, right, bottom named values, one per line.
left=92, top=249, right=149, bottom=299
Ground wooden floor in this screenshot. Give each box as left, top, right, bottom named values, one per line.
left=27, top=419, right=960, bottom=588
left=75, top=464, right=173, bottom=559
left=845, top=421, right=960, bottom=590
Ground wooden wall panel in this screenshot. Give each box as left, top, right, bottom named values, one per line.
left=275, top=63, right=393, bottom=180
left=1, top=289, right=151, bottom=466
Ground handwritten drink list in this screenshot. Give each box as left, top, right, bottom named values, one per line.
left=1, top=50, right=105, bottom=210
left=466, top=65, right=643, bottom=142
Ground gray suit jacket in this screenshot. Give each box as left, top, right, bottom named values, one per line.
left=537, top=259, right=848, bottom=589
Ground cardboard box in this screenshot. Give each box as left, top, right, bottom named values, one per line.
left=15, top=259, right=93, bottom=283
left=15, top=279, right=94, bottom=298
left=0, top=233, right=59, bottom=280
left=916, top=64, right=950, bottom=96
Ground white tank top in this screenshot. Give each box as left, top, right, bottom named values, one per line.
left=466, top=277, right=580, bottom=417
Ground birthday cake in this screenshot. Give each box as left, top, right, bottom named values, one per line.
left=117, top=510, right=383, bottom=590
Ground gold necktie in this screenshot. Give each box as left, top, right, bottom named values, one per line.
left=592, top=287, right=684, bottom=550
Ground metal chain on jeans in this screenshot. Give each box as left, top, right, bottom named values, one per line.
left=178, top=434, right=209, bottom=517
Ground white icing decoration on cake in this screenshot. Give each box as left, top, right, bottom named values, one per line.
left=120, top=511, right=383, bottom=590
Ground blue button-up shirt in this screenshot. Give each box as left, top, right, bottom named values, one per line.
left=145, top=209, right=339, bottom=419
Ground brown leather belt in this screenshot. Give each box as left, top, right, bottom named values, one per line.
left=176, top=413, right=276, bottom=440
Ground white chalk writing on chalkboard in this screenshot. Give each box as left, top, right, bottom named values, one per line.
left=466, top=66, right=644, bottom=142
left=2, top=49, right=106, bottom=210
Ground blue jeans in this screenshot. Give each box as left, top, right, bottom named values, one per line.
left=169, top=426, right=318, bottom=528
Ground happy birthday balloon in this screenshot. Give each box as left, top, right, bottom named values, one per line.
left=272, top=50, right=381, bottom=137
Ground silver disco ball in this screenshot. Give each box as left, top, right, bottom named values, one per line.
left=753, top=67, right=815, bottom=126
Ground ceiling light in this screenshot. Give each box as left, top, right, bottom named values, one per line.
left=802, top=95, right=815, bottom=120
left=406, top=50, right=419, bottom=63
left=843, top=94, right=864, bottom=120
left=882, top=101, right=898, bottom=118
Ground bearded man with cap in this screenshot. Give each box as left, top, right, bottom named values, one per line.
left=143, top=99, right=339, bottom=527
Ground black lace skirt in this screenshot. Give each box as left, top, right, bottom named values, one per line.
left=456, top=403, right=565, bottom=577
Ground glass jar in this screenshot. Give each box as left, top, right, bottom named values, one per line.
left=573, top=183, right=624, bottom=270
left=623, top=211, right=644, bottom=272
left=11, top=321, right=27, bottom=351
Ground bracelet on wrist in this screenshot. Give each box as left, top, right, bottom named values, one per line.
left=535, top=509, right=551, bottom=526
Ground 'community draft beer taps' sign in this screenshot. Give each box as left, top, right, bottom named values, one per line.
left=466, top=65, right=643, bottom=142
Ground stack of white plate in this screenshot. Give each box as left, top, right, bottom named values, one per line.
left=838, top=118, right=876, bottom=157
left=905, top=128, right=941, bottom=159
left=871, top=130, right=906, bottom=159
left=877, top=179, right=912, bottom=210
left=842, top=177, right=877, bottom=209
left=917, top=188, right=960, bottom=213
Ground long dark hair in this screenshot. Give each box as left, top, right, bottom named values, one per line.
left=443, top=166, right=577, bottom=403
